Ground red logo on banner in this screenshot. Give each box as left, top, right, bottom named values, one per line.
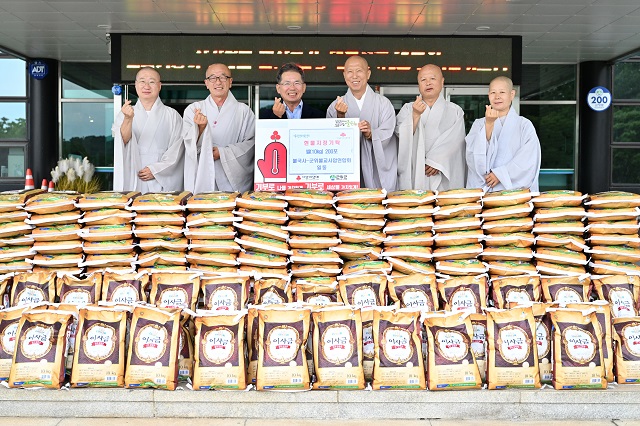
left=258, top=131, right=287, bottom=182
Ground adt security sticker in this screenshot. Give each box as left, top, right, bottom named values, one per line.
left=29, top=61, right=48, bottom=80
left=587, top=86, right=611, bottom=112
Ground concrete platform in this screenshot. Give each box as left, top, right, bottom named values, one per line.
left=1, top=386, right=640, bottom=420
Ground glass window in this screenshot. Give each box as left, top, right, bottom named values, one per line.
left=520, top=64, right=576, bottom=101
left=612, top=147, right=640, bottom=184
left=613, top=105, right=640, bottom=143
left=0, top=103, right=27, bottom=140
left=258, top=85, right=342, bottom=115
left=0, top=57, right=26, bottom=97
left=520, top=104, right=575, bottom=169
left=62, top=103, right=114, bottom=167
left=0, top=145, right=26, bottom=177
left=62, top=63, right=112, bottom=99
left=614, top=62, right=640, bottom=100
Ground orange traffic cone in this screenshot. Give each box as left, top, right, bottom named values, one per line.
left=48, top=181, right=55, bottom=192
left=24, top=168, right=34, bottom=190
left=40, top=179, right=48, bottom=190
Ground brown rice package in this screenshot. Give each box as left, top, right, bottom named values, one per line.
left=149, top=272, right=200, bottom=310
left=541, top=275, right=591, bottom=303
left=0, top=306, right=27, bottom=381
left=247, top=307, right=259, bottom=384
left=57, top=273, right=103, bottom=305
left=593, top=275, right=640, bottom=319
left=192, top=310, right=247, bottom=390
left=125, top=305, right=181, bottom=390
left=438, top=275, right=488, bottom=314
left=530, top=302, right=554, bottom=384
left=10, top=272, right=56, bottom=307
left=613, top=316, right=640, bottom=383
left=388, top=273, right=439, bottom=311
left=9, top=309, right=74, bottom=388
left=423, top=311, right=481, bottom=390
left=565, top=301, right=614, bottom=383
left=71, top=305, right=130, bottom=387
left=549, top=308, right=607, bottom=389
left=469, top=313, right=487, bottom=382
left=361, top=307, right=375, bottom=382
left=256, top=306, right=311, bottom=391
left=312, top=306, right=364, bottom=390
left=338, top=274, right=387, bottom=309
left=201, top=275, right=250, bottom=311
left=485, top=306, right=541, bottom=389
left=254, top=278, right=292, bottom=305
left=491, top=275, right=541, bottom=309
left=101, top=271, right=149, bottom=304
left=372, top=307, right=426, bottom=390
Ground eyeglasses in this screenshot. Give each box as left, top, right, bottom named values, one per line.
left=135, top=80, right=159, bottom=87
left=205, top=75, right=230, bottom=83
left=279, top=81, right=304, bottom=88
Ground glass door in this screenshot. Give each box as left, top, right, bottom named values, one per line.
left=446, top=86, right=520, bottom=133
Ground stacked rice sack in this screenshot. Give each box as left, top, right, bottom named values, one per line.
left=333, top=189, right=390, bottom=277
left=585, top=192, right=640, bottom=275
left=185, top=192, right=241, bottom=276
left=530, top=190, right=588, bottom=276
left=76, top=191, right=139, bottom=274
left=25, top=191, right=84, bottom=275
left=480, top=188, right=536, bottom=277
left=129, top=191, right=191, bottom=272
left=281, top=189, right=342, bottom=301
left=382, top=189, right=437, bottom=276
left=0, top=189, right=43, bottom=273
left=433, top=188, right=485, bottom=277
left=234, top=191, right=290, bottom=279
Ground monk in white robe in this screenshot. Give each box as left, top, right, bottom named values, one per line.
left=465, top=76, right=541, bottom=192
left=112, top=67, right=184, bottom=192
left=326, top=56, right=397, bottom=191
left=183, top=63, right=255, bottom=194
left=395, top=64, right=466, bottom=191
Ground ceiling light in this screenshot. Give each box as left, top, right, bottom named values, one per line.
left=476, top=26, right=491, bottom=31
left=97, top=24, right=110, bottom=29
left=287, top=25, right=301, bottom=30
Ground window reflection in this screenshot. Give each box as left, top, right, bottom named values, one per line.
left=62, top=103, right=114, bottom=167
left=0, top=103, right=27, bottom=140
left=0, top=57, right=26, bottom=97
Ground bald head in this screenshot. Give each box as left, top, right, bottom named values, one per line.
left=417, top=64, right=444, bottom=105
left=136, top=67, right=161, bottom=82
left=206, top=63, right=231, bottom=79
left=345, top=55, right=368, bottom=70
left=205, top=63, right=233, bottom=102
left=490, top=76, right=513, bottom=92
left=488, top=76, right=515, bottom=113
left=343, top=55, right=371, bottom=98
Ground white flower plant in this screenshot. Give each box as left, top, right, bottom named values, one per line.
left=50, top=156, right=101, bottom=193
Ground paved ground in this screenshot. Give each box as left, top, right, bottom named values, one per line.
left=0, top=420, right=636, bottom=426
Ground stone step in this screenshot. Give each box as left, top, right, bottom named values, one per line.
left=1, top=385, right=640, bottom=420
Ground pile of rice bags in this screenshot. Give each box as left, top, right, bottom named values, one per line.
left=0, top=189, right=42, bottom=273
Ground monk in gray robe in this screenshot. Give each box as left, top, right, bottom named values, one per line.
left=326, top=56, right=398, bottom=191
left=112, top=67, right=184, bottom=192
left=183, top=63, right=255, bottom=194
left=465, top=76, right=541, bottom=192
left=395, top=64, right=466, bottom=191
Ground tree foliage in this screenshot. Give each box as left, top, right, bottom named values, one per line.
left=0, top=117, right=26, bottom=139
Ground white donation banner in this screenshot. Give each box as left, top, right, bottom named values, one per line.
left=254, top=118, right=360, bottom=191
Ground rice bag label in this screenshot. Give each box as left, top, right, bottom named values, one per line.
left=505, top=288, right=532, bottom=304
left=208, top=286, right=239, bottom=311
left=132, top=321, right=169, bottom=365
left=563, top=326, right=596, bottom=364
left=261, top=288, right=286, bottom=305
left=496, top=323, right=533, bottom=366
left=1, top=322, right=18, bottom=356
left=202, top=326, right=237, bottom=365
left=266, top=325, right=300, bottom=365
left=20, top=325, right=53, bottom=361
left=555, top=288, right=583, bottom=303
left=15, top=285, right=46, bottom=306
left=450, top=287, right=478, bottom=313
left=609, top=288, right=635, bottom=318
left=82, top=323, right=116, bottom=362
left=306, top=294, right=334, bottom=306
left=435, top=328, right=470, bottom=364
left=61, top=289, right=91, bottom=305
left=471, top=323, right=486, bottom=360
left=107, top=280, right=142, bottom=304
left=401, top=288, right=432, bottom=310
left=351, top=286, right=378, bottom=308
left=621, top=323, right=640, bottom=358
left=536, top=321, right=551, bottom=359
left=156, top=285, right=190, bottom=309
left=379, top=321, right=419, bottom=366
left=362, top=322, right=374, bottom=360
left=319, top=322, right=356, bottom=367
